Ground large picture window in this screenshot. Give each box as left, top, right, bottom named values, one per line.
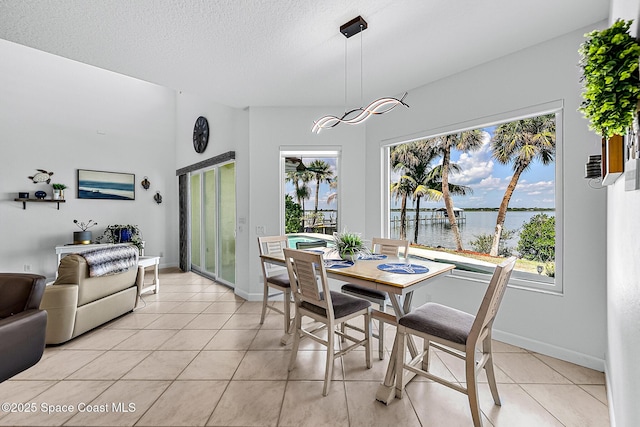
left=385, top=103, right=562, bottom=292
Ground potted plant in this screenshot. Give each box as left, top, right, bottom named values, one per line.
left=96, top=224, right=144, bottom=254
left=579, top=19, right=640, bottom=139
left=579, top=19, right=640, bottom=183
left=52, top=183, right=67, bottom=200
left=73, top=219, right=98, bottom=244
left=333, top=229, right=369, bottom=261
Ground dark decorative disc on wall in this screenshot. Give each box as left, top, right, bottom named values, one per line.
left=193, top=116, right=209, bottom=153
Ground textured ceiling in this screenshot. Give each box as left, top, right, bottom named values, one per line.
left=0, top=0, right=609, bottom=108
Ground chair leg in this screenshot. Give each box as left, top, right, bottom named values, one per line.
left=365, top=310, right=372, bottom=369
left=378, top=300, right=385, bottom=360
left=422, top=339, right=430, bottom=371
left=466, top=354, right=483, bottom=427
left=260, top=283, right=269, bottom=325
left=394, top=327, right=407, bottom=399
left=283, top=289, right=291, bottom=333
left=323, top=322, right=335, bottom=396
left=288, top=313, right=302, bottom=372
left=483, top=338, right=501, bottom=405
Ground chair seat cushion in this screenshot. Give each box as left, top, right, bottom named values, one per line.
left=399, top=302, right=474, bottom=345
left=301, top=291, right=371, bottom=319
left=267, top=273, right=290, bottom=288
left=341, top=283, right=386, bottom=301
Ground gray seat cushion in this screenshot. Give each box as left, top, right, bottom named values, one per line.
left=267, top=273, right=290, bottom=288
left=341, top=283, right=386, bottom=301
left=398, top=302, right=474, bottom=345
left=301, top=291, right=371, bottom=319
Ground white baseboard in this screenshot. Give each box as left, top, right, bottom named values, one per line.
left=492, top=329, right=605, bottom=371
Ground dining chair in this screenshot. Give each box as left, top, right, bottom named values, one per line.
left=283, top=248, right=372, bottom=396
left=393, top=256, right=517, bottom=427
left=295, top=240, right=328, bottom=250
left=257, top=236, right=293, bottom=333
left=341, top=237, right=409, bottom=359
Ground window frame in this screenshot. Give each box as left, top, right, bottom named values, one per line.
left=381, top=100, right=564, bottom=294
left=280, top=147, right=342, bottom=236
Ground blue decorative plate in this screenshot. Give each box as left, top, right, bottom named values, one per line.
left=324, top=260, right=354, bottom=269
left=34, top=190, right=47, bottom=199
left=377, top=263, right=429, bottom=274
left=359, top=254, right=387, bottom=260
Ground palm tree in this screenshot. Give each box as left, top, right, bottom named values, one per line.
left=489, top=114, right=556, bottom=256
left=307, top=160, right=334, bottom=226
left=286, top=169, right=312, bottom=230
left=431, top=130, right=486, bottom=251
left=390, top=143, right=422, bottom=238
left=410, top=162, right=473, bottom=244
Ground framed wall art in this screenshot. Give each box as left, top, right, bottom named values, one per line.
left=77, top=169, right=135, bottom=200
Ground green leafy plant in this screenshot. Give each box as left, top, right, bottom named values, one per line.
left=517, top=214, right=555, bottom=262
left=52, top=183, right=67, bottom=190
left=470, top=229, right=515, bottom=257
left=333, top=229, right=368, bottom=260
left=579, top=19, right=640, bottom=138
left=96, top=224, right=143, bottom=253
left=284, top=194, right=303, bottom=233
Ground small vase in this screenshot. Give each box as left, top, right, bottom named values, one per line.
left=73, top=231, right=92, bottom=244
left=119, top=228, right=132, bottom=242
left=53, top=190, right=61, bottom=200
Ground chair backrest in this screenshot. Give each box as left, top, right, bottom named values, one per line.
left=295, top=240, right=328, bottom=250
left=468, top=256, right=517, bottom=346
left=283, top=248, right=334, bottom=319
left=371, top=237, right=409, bottom=257
left=257, top=235, right=289, bottom=277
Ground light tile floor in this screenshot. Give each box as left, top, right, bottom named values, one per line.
left=0, top=269, right=610, bottom=426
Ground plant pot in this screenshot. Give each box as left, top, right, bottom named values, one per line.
left=53, top=189, right=61, bottom=200
left=340, top=252, right=358, bottom=262
left=73, top=231, right=92, bottom=244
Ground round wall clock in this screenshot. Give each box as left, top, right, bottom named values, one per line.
left=193, top=116, right=209, bottom=153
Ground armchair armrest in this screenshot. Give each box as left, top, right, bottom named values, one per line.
left=40, top=284, right=79, bottom=345
left=0, top=309, right=47, bottom=382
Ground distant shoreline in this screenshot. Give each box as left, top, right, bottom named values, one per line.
left=390, top=207, right=555, bottom=212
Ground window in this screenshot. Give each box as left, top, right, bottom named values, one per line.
left=384, top=101, right=563, bottom=293
left=281, top=149, right=340, bottom=237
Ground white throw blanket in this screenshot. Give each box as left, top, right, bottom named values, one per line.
left=81, top=246, right=139, bottom=277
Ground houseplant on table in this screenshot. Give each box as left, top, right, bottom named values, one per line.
left=73, top=219, right=98, bottom=244
left=96, top=224, right=144, bottom=255
left=333, top=229, right=369, bottom=261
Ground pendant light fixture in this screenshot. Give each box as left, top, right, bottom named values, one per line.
left=312, top=16, right=409, bottom=134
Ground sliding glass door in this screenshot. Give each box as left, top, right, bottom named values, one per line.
left=190, top=162, right=236, bottom=286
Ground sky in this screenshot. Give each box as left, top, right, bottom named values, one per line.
left=285, top=123, right=556, bottom=212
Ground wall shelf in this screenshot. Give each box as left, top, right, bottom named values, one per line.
left=15, top=198, right=66, bottom=210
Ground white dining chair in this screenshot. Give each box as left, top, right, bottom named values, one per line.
left=257, top=236, right=293, bottom=334
left=393, top=256, right=517, bottom=427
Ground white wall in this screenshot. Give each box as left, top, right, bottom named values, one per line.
left=365, top=25, right=608, bottom=369
left=244, top=107, right=366, bottom=299
left=174, top=92, right=249, bottom=292
left=0, top=39, right=178, bottom=278
left=606, top=2, right=640, bottom=426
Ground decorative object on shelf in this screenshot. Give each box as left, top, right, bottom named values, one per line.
left=52, top=183, right=67, bottom=200
left=312, top=16, right=409, bottom=133
left=579, top=19, right=640, bottom=139
left=141, top=176, right=150, bottom=190
left=602, top=134, right=625, bottom=185
left=193, top=116, right=209, bottom=153
left=77, top=169, right=135, bottom=200
left=73, top=219, right=98, bottom=244
left=28, top=169, right=54, bottom=184
left=332, top=228, right=369, bottom=262
left=96, top=224, right=144, bottom=254
left=18, top=192, right=29, bottom=199
left=153, top=191, right=163, bottom=204
left=34, top=190, right=46, bottom=199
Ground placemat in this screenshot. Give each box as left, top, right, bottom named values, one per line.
left=324, top=260, right=355, bottom=269
left=377, top=263, right=429, bottom=274
left=359, top=254, right=387, bottom=260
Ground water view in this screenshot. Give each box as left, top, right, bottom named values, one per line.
left=390, top=209, right=555, bottom=252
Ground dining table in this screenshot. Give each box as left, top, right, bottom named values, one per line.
left=259, top=247, right=455, bottom=404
